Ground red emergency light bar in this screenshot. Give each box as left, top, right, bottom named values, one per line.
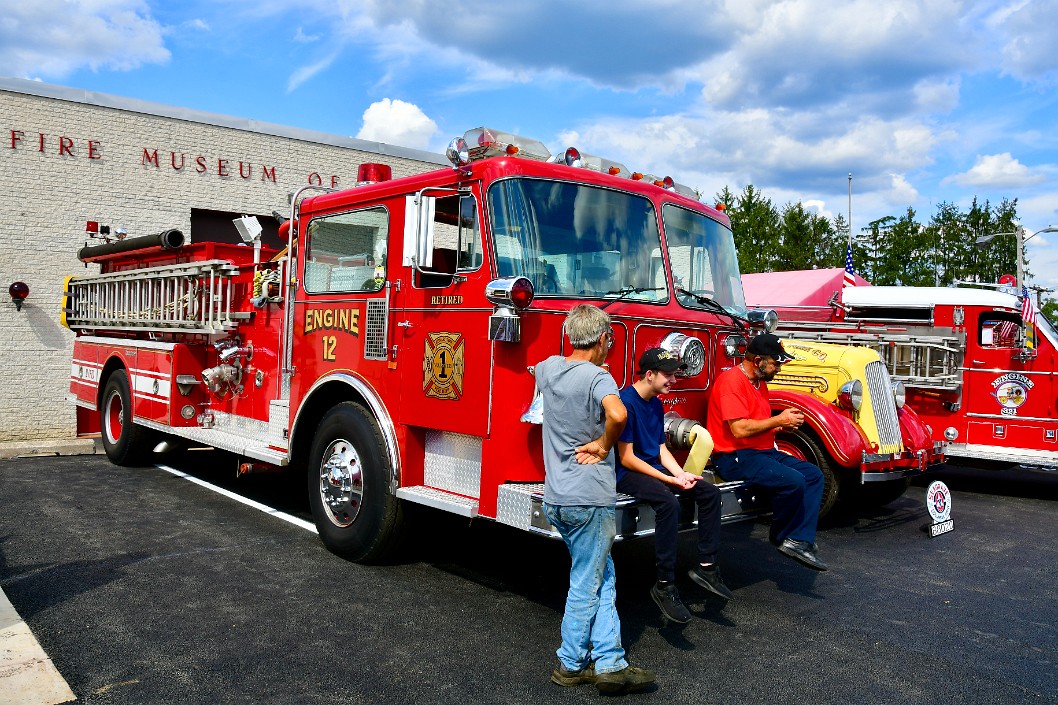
left=447, top=127, right=698, bottom=199
left=462, top=128, right=551, bottom=162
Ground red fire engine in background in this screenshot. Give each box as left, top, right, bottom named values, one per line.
left=64, top=128, right=926, bottom=562
left=744, top=268, right=1058, bottom=469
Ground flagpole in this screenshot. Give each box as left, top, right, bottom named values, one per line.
left=847, top=173, right=852, bottom=249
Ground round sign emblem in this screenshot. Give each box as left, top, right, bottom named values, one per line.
left=992, top=381, right=1028, bottom=409
left=925, top=481, right=952, bottom=523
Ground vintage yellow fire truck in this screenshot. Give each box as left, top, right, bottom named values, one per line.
left=63, top=128, right=928, bottom=562
left=761, top=337, right=943, bottom=515
left=745, top=268, right=1058, bottom=469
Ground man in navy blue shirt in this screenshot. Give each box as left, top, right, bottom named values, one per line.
left=617, top=348, right=732, bottom=624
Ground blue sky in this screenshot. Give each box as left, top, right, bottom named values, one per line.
left=3, top=0, right=1058, bottom=291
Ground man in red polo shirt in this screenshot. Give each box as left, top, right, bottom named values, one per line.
left=705, top=333, right=827, bottom=571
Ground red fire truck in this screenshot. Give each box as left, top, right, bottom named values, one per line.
left=64, top=128, right=921, bottom=563
left=744, top=268, right=1058, bottom=469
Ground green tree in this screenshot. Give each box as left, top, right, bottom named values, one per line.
left=971, top=198, right=1022, bottom=284
left=718, top=184, right=780, bottom=274
left=860, top=215, right=895, bottom=283
left=774, top=202, right=839, bottom=269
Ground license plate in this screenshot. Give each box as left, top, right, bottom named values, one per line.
left=930, top=519, right=954, bottom=538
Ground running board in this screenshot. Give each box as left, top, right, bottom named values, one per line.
left=945, top=443, right=1058, bottom=468
left=495, top=479, right=767, bottom=540
left=396, top=486, right=479, bottom=517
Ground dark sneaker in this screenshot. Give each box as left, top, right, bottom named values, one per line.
left=596, top=665, right=657, bottom=695
left=551, top=663, right=596, bottom=687
left=688, top=564, right=734, bottom=600
left=778, top=538, right=829, bottom=571
left=650, top=582, right=692, bottom=623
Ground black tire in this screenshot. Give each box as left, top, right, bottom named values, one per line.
left=308, top=402, right=403, bottom=563
left=852, top=477, right=912, bottom=509
left=775, top=428, right=840, bottom=518
left=99, top=369, right=159, bottom=466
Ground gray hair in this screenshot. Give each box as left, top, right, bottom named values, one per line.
left=564, top=304, right=611, bottom=350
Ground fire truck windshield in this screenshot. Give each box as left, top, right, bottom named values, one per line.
left=487, top=178, right=665, bottom=300
left=663, top=203, right=747, bottom=315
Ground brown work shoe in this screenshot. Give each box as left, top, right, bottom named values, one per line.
left=550, top=663, right=596, bottom=687
left=595, top=664, right=657, bottom=695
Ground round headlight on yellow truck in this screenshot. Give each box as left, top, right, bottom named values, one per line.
left=837, top=379, right=863, bottom=411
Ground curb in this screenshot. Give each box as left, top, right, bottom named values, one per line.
left=0, top=438, right=102, bottom=461
left=0, top=588, right=76, bottom=705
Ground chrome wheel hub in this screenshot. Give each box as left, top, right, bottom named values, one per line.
left=319, top=439, right=364, bottom=527
left=104, top=391, right=124, bottom=444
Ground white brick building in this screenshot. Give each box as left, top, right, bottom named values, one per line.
left=0, top=77, right=445, bottom=443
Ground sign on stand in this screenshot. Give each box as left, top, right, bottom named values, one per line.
left=925, top=481, right=953, bottom=538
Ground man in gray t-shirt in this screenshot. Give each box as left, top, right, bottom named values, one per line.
left=536, top=304, right=655, bottom=695
left=536, top=354, right=620, bottom=507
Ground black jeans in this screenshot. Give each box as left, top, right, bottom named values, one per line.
left=617, top=470, right=721, bottom=583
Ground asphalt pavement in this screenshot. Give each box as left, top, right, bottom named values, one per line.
left=2, top=451, right=1057, bottom=704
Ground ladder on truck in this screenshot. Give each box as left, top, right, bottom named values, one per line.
left=777, top=321, right=965, bottom=391
left=64, top=260, right=246, bottom=334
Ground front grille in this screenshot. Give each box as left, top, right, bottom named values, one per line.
left=865, top=361, right=902, bottom=449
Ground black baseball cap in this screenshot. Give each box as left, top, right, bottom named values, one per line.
left=746, top=333, right=795, bottom=363
left=637, top=348, right=687, bottom=374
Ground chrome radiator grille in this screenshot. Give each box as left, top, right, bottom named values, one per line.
left=865, top=361, right=902, bottom=449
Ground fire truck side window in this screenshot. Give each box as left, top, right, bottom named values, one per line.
left=304, top=207, right=389, bottom=294
left=980, top=314, right=1021, bottom=348
left=416, top=192, right=482, bottom=288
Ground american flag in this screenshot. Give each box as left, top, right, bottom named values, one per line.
left=843, top=244, right=856, bottom=287
left=993, top=320, right=1019, bottom=346
left=1022, top=286, right=1037, bottom=326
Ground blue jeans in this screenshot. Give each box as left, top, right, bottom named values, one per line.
left=712, top=448, right=824, bottom=544
left=543, top=503, right=628, bottom=675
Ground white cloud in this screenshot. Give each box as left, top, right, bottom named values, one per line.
left=0, top=0, right=169, bottom=78
left=361, top=0, right=731, bottom=90
left=945, top=153, right=1047, bottom=188
left=801, top=199, right=834, bottom=221
left=293, top=27, right=319, bottom=43
left=913, top=77, right=961, bottom=113
left=989, top=0, right=1058, bottom=83
left=356, top=98, right=438, bottom=150
left=886, top=174, right=920, bottom=206
left=286, top=50, right=343, bottom=92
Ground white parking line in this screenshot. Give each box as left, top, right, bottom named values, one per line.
left=155, top=464, right=318, bottom=534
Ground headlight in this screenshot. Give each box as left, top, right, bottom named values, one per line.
left=659, top=332, right=706, bottom=377
left=746, top=308, right=779, bottom=333
left=891, top=379, right=905, bottom=408
left=837, top=380, right=863, bottom=411
left=723, top=334, right=748, bottom=358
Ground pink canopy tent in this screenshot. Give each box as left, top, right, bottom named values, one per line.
left=742, top=267, right=871, bottom=308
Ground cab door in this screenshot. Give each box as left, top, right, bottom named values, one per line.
left=291, top=204, right=395, bottom=407
left=395, top=186, right=493, bottom=437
